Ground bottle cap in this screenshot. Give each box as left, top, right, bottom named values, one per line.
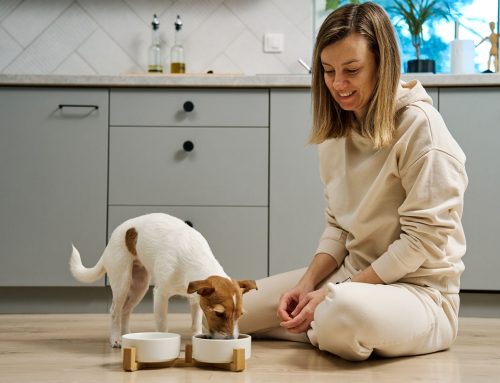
left=152, top=14, right=160, bottom=30
left=175, top=15, right=183, bottom=31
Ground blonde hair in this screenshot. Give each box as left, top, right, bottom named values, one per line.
left=309, top=2, right=401, bottom=148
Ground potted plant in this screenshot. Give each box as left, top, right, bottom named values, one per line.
left=387, top=0, right=452, bottom=73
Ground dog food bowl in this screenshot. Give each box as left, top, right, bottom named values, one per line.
left=192, top=334, right=252, bottom=363
left=122, top=332, right=180, bottom=363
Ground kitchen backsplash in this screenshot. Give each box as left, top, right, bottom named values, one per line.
left=0, top=0, right=313, bottom=75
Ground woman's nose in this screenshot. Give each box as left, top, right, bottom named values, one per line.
left=333, top=76, right=347, bottom=90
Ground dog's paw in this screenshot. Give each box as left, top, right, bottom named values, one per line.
left=110, top=337, right=122, bottom=348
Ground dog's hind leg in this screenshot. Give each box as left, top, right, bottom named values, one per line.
left=121, top=260, right=150, bottom=335
left=107, top=261, right=132, bottom=348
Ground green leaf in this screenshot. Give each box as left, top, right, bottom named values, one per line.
left=325, top=0, right=341, bottom=10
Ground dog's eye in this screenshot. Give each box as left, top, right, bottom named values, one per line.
left=215, top=311, right=225, bottom=318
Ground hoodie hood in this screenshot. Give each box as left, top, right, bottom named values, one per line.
left=396, top=80, right=433, bottom=112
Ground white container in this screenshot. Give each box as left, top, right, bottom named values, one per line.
left=121, top=332, right=180, bottom=363
left=450, top=39, right=475, bottom=74
left=192, top=334, right=252, bottom=363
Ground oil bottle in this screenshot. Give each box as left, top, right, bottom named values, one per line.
left=170, top=15, right=185, bottom=73
left=148, top=14, right=163, bottom=73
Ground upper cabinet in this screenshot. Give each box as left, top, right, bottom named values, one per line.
left=0, top=88, right=108, bottom=286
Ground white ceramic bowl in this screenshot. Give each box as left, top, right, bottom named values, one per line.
left=192, top=334, right=252, bottom=363
left=121, top=332, right=180, bottom=363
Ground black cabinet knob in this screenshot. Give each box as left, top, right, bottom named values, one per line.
left=182, top=140, right=194, bottom=152
left=184, top=220, right=193, bottom=227
left=183, top=101, right=194, bottom=112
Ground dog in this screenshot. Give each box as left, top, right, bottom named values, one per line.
left=70, top=213, right=257, bottom=348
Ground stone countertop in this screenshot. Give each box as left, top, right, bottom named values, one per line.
left=1, top=73, right=500, bottom=88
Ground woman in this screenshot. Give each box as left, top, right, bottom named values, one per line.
left=239, top=2, right=467, bottom=361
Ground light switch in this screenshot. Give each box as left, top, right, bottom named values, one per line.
left=263, top=33, right=284, bottom=53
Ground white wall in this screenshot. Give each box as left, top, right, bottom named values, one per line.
left=0, top=0, right=313, bottom=75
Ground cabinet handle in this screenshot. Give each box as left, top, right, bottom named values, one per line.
left=183, top=141, right=194, bottom=152
left=183, top=101, right=194, bottom=112
left=184, top=220, right=193, bottom=227
left=58, top=104, right=99, bottom=110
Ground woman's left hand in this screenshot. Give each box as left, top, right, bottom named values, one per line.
left=279, top=287, right=328, bottom=334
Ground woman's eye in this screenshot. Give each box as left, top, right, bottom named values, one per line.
left=346, top=69, right=359, bottom=74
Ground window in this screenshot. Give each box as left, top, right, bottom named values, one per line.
left=313, top=0, right=499, bottom=73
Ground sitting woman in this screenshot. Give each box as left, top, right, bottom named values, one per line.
left=239, top=1, right=467, bottom=361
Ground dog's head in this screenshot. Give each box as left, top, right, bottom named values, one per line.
left=187, top=275, right=257, bottom=339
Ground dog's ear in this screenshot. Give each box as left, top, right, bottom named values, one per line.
left=187, top=279, right=215, bottom=296
left=237, top=280, right=258, bottom=294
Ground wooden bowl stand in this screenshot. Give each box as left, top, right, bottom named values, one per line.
left=123, top=343, right=246, bottom=372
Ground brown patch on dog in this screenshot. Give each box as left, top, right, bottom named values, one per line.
left=125, top=228, right=138, bottom=256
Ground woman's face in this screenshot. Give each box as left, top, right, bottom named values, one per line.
left=320, top=33, right=378, bottom=121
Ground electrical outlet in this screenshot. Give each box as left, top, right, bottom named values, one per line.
left=263, top=33, right=284, bottom=53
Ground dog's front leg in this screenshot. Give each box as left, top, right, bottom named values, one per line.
left=153, top=286, right=169, bottom=332
left=190, top=298, right=203, bottom=335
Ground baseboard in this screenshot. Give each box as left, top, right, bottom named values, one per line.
left=1, top=287, right=498, bottom=317
left=0, top=286, right=190, bottom=314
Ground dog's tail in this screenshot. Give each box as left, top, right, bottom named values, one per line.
left=70, top=244, right=106, bottom=283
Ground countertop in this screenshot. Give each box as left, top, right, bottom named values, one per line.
left=1, top=73, right=500, bottom=88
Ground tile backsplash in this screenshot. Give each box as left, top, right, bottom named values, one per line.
left=0, top=0, right=313, bottom=75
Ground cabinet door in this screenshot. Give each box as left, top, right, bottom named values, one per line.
left=108, top=206, right=268, bottom=280
left=109, top=127, right=268, bottom=206
left=439, top=87, right=500, bottom=290
left=269, top=89, right=325, bottom=274
left=0, top=88, right=108, bottom=286
left=426, top=87, right=438, bottom=109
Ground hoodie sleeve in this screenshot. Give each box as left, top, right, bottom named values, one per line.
left=315, top=188, right=349, bottom=266
left=371, top=148, right=468, bottom=284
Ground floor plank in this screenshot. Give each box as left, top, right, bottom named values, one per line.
left=0, top=314, right=499, bottom=382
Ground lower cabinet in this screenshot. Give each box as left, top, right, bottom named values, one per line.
left=269, top=89, right=325, bottom=274
left=1, top=85, right=497, bottom=294
left=108, top=88, right=270, bottom=281
left=0, top=88, right=108, bottom=286
left=439, top=87, right=500, bottom=290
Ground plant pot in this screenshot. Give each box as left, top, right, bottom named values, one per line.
left=406, top=59, right=436, bottom=73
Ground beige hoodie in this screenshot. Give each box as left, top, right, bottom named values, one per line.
left=316, top=80, right=467, bottom=294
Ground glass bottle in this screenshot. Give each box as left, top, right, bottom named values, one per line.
left=148, top=14, right=163, bottom=73
left=170, top=15, right=185, bottom=73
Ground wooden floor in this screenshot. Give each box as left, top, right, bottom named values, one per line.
left=1, top=313, right=499, bottom=383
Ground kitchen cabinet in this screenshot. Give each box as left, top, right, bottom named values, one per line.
left=439, top=87, right=500, bottom=290
left=426, top=88, right=438, bottom=108
left=0, top=88, right=108, bottom=286
left=268, top=87, right=439, bottom=276
left=269, top=89, right=325, bottom=274
left=108, top=88, right=269, bottom=280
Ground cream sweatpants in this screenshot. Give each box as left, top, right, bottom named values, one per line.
left=238, top=266, right=460, bottom=361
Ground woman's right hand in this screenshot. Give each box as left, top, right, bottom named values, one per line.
left=276, top=283, right=314, bottom=322
left=279, top=287, right=328, bottom=333
left=277, top=253, right=338, bottom=331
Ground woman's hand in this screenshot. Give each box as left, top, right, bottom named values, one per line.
left=277, top=284, right=312, bottom=322
left=277, top=287, right=328, bottom=334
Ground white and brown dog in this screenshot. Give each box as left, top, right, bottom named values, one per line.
left=70, top=213, right=257, bottom=348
